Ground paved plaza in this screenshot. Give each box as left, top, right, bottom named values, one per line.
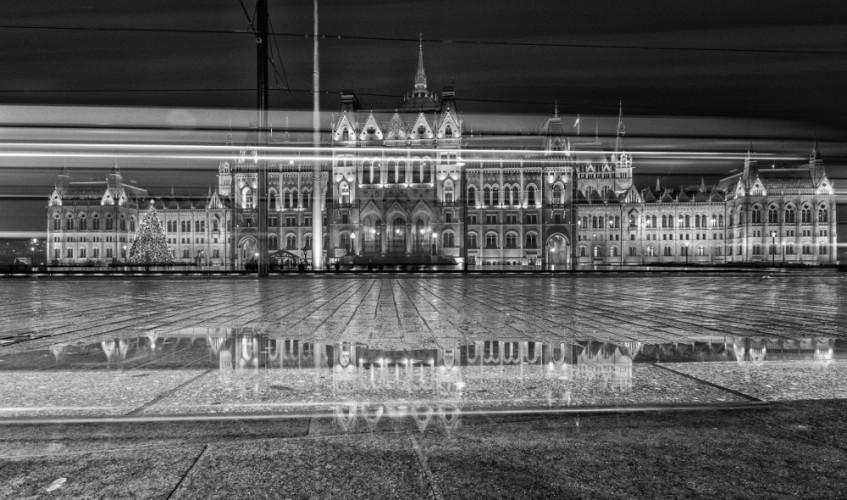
left=2, top=272, right=847, bottom=498
left=2, top=271, right=845, bottom=353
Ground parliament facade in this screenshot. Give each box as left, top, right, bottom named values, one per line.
left=46, top=45, right=837, bottom=268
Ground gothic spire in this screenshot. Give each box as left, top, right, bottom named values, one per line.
left=414, top=33, right=427, bottom=95
left=615, top=99, right=625, bottom=153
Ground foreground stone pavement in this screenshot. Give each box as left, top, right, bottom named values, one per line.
left=1, top=401, right=846, bottom=499
left=1, top=271, right=845, bottom=353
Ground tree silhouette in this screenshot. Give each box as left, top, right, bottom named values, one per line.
left=128, top=205, right=173, bottom=265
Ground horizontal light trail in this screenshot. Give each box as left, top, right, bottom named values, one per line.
left=0, top=141, right=807, bottom=163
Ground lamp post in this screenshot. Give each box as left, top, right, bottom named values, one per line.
left=770, top=231, right=776, bottom=266
left=349, top=232, right=356, bottom=256
left=431, top=232, right=437, bottom=256
left=683, top=242, right=688, bottom=266
left=781, top=242, right=785, bottom=265
left=122, top=245, right=127, bottom=261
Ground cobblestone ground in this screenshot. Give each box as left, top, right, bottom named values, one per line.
left=1, top=271, right=845, bottom=352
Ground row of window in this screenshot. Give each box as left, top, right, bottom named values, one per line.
left=742, top=206, right=828, bottom=225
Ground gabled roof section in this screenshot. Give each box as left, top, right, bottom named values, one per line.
left=708, top=190, right=724, bottom=203
left=437, top=109, right=462, bottom=139
left=358, top=112, right=383, bottom=141
left=409, top=112, right=434, bottom=140
left=642, top=189, right=657, bottom=203
left=385, top=112, right=407, bottom=141
left=621, top=185, right=642, bottom=204
left=660, top=190, right=675, bottom=203
left=333, top=112, right=357, bottom=142
left=676, top=188, right=690, bottom=203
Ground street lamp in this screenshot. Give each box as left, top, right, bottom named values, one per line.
left=122, top=245, right=127, bottom=261
left=770, top=231, right=776, bottom=266
left=683, top=242, right=689, bottom=266
left=431, top=232, right=437, bottom=256
left=30, top=245, right=35, bottom=271
left=781, top=242, right=785, bottom=265
left=349, top=232, right=356, bottom=255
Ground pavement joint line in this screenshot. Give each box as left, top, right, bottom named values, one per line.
left=125, top=369, right=214, bottom=416
left=166, top=444, right=208, bottom=500
left=409, top=434, right=444, bottom=500
left=0, top=403, right=773, bottom=426
left=650, top=363, right=762, bottom=402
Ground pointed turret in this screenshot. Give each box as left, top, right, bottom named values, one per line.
left=614, top=99, right=625, bottom=154
left=655, top=177, right=661, bottom=192
left=414, top=34, right=427, bottom=96
left=809, top=139, right=826, bottom=186
left=699, top=177, right=706, bottom=193
left=742, top=143, right=757, bottom=188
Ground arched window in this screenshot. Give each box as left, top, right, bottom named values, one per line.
left=105, top=214, right=114, bottom=231
left=443, top=232, right=455, bottom=248
left=304, top=235, right=312, bottom=251
left=768, top=206, right=778, bottom=224
left=468, top=186, right=477, bottom=205
left=505, top=232, right=517, bottom=249
left=65, top=214, right=74, bottom=231
left=511, top=186, right=519, bottom=206
left=819, top=206, right=828, bottom=223
left=552, top=184, right=563, bottom=205
left=119, top=215, right=126, bottom=231
left=527, top=186, right=536, bottom=206
left=340, top=232, right=351, bottom=250
left=78, top=214, right=87, bottom=231
left=579, top=246, right=586, bottom=257
left=443, top=180, right=454, bottom=204
left=467, top=233, right=478, bottom=249
left=483, top=187, right=491, bottom=207
left=592, top=216, right=598, bottom=229
left=492, top=185, right=500, bottom=206
left=801, top=206, right=811, bottom=224
left=718, top=215, right=724, bottom=227
left=784, top=206, right=795, bottom=224
left=525, top=233, right=538, bottom=249
left=485, top=233, right=498, bottom=249
left=269, top=235, right=278, bottom=251
left=242, top=186, right=254, bottom=210
left=752, top=207, right=762, bottom=224
left=598, top=216, right=604, bottom=228
left=269, top=191, right=278, bottom=211
left=212, top=218, right=219, bottom=232
left=664, top=246, right=672, bottom=256
left=129, top=217, right=135, bottom=232
left=388, top=161, right=397, bottom=184
left=92, top=214, right=100, bottom=231
left=340, top=182, right=350, bottom=205
left=286, top=234, right=297, bottom=250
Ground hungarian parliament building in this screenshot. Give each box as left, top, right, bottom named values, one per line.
left=46, top=45, right=837, bottom=268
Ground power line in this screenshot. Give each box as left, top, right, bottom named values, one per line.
left=0, top=24, right=846, bottom=56
left=0, top=87, right=845, bottom=117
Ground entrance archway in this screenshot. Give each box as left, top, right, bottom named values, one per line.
left=239, top=237, right=258, bottom=265
left=546, top=234, right=571, bottom=269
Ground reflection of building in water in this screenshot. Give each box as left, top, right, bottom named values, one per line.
left=729, top=336, right=836, bottom=364
left=332, top=401, right=461, bottom=434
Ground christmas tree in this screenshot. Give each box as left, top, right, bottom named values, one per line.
left=128, top=205, right=173, bottom=264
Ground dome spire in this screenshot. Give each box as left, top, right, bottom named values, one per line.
left=414, top=33, right=427, bottom=95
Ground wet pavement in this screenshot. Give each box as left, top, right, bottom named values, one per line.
left=1, top=271, right=846, bottom=498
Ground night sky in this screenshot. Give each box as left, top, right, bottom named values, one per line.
left=2, top=0, right=847, bottom=232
